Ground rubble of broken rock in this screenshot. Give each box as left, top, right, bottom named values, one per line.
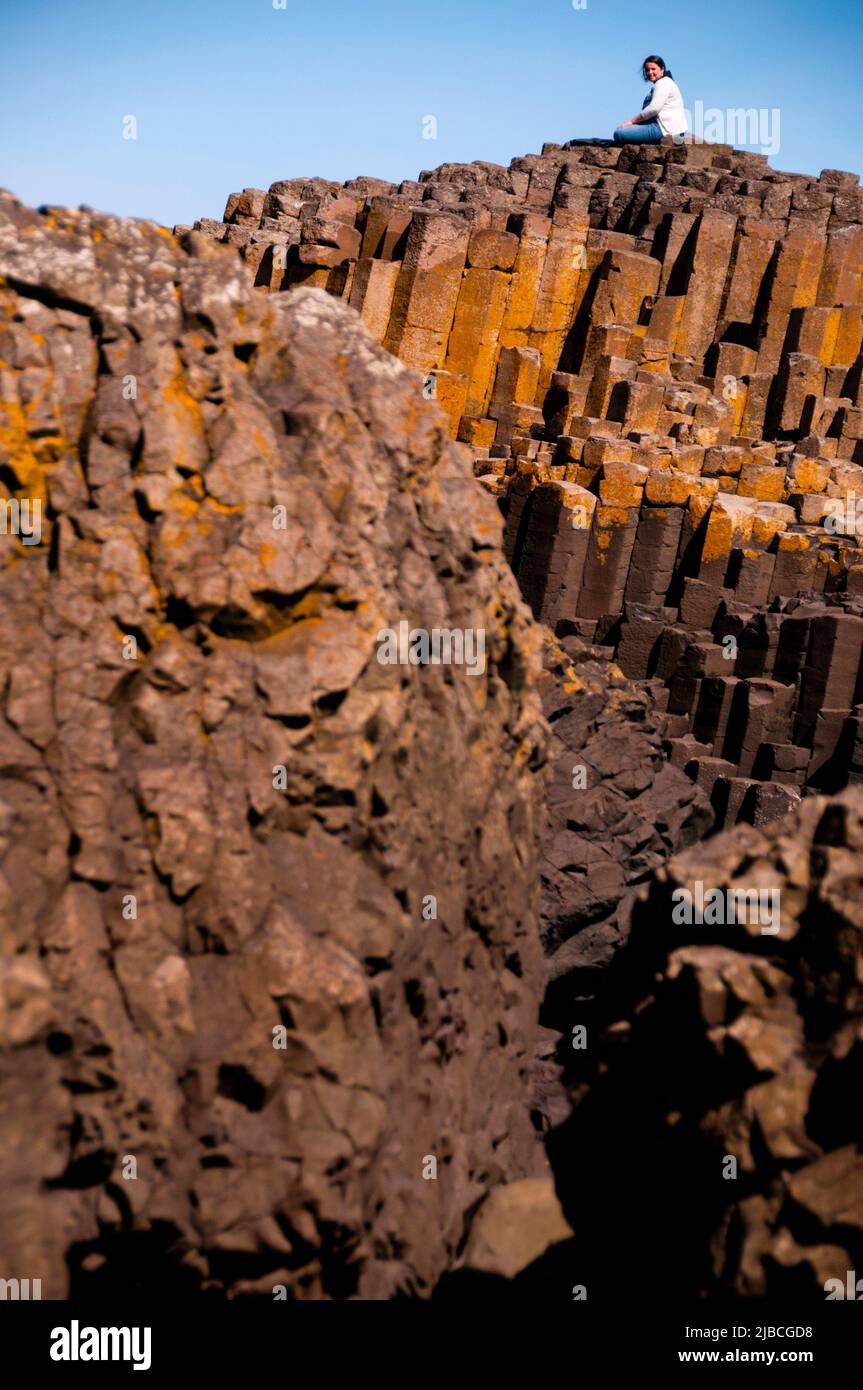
left=548, top=785, right=863, bottom=1298
left=539, top=635, right=711, bottom=981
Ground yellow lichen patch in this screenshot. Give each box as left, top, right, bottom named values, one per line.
left=164, top=371, right=203, bottom=421
left=688, top=495, right=714, bottom=529
left=595, top=506, right=633, bottom=528
left=819, top=553, right=842, bottom=583
left=752, top=514, right=787, bottom=547
left=161, top=525, right=190, bottom=548
left=598, top=477, right=643, bottom=507
left=777, top=532, right=812, bottom=553
left=0, top=403, right=47, bottom=498
left=791, top=459, right=829, bottom=493
left=645, top=470, right=694, bottom=505
left=156, top=370, right=208, bottom=475
left=203, top=497, right=242, bottom=515
left=701, top=514, right=734, bottom=565
left=170, top=491, right=201, bottom=519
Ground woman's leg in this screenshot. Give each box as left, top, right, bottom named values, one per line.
left=613, top=121, right=663, bottom=144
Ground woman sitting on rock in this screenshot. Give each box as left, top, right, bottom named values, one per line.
left=613, top=55, right=687, bottom=144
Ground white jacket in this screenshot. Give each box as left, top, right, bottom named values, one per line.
left=640, top=75, right=687, bottom=137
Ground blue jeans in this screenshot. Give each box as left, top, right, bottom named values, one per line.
left=613, top=121, right=663, bottom=144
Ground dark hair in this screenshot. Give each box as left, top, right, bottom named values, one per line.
left=641, top=54, right=673, bottom=80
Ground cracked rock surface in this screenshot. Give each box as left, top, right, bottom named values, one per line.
left=0, top=196, right=548, bottom=1298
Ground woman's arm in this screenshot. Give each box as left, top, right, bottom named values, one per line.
left=637, top=77, right=670, bottom=122
left=620, top=84, right=665, bottom=126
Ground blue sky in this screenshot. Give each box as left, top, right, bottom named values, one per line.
left=2, top=0, right=862, bottom=228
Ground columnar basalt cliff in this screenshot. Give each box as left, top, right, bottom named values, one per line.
left=193, top=138, right=863, bottom=832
